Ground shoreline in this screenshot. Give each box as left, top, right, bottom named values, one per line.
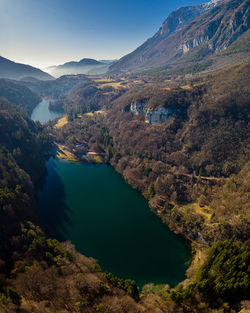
left=40, top=149, right=194, bottom=289
left=52, top=141, right=200, bottom=280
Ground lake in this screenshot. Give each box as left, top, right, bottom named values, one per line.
left=31, top=99, right=62, bottom=123
left=32, top=101, right=191, bottom=288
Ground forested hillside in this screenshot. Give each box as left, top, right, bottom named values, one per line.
left=1, top=0, right=249, bottom=311
left=56, top=63, right=250, bottom=245
left=0, top=56, right=53, bottom=81
left=0, top=98, right=147, bottom=313
left=0, top=79, right=41, bottom=115
left=50, top=62, right=250, bottom=311
left=0, top=62, right=249, bottom=311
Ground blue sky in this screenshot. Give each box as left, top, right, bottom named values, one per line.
left=0, top=0, right=206, bottom=69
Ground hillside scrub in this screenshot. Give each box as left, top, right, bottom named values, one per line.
left=55, top=63, right=250, bottom=247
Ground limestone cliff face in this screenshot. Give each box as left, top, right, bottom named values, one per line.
left=145, top=107, right=175, bottom=124
left=180, top=0, right=250, bottom=54
left=130, top=101, right=175, bottom=125
left=130, top=101, right=148, bottom=115
left=109, top=0, right=249, bottom=73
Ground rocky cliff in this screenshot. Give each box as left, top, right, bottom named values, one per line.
left=109, top=0, right=250, bottom=73
left=130, top=100, right=175, bottom=124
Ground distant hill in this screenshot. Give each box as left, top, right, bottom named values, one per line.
left=0, top=79, right=41, bottom=114
left=18, top=74, right=89, bottom=100
left=0, top=56, right=54, bottom=81
left=110, top=0, right=250, bottom=74
left=59, top=58, right=104, bottom=68
left=47, top=58, right=111, bottom=77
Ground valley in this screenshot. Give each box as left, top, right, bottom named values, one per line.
left=31, top=99, right=191, bottom=288
left=48, top=63, right=249, bottom=250
left=0, top=0, right=249, bottom=311
left=37, top=157, right=191, bottom=288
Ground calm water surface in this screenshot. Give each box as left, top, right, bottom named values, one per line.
left=32, top=101, right=191, bottom=287
left=38, top=158, right=191, bottom=287
left=31, top=99, right=62, bottom=123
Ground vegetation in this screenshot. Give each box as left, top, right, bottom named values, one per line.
left=54, top=115, right=68, bottom=128
left=21, top=74, right=89, bottom=100
left=193, top=241, right=250, bottom=304
left=0, top=56, right=249, bottom=311
left=0, top=79, right=41, bottom=114
left=0, top=98, right=51, bottom=181
left=0, top=100, right=144, bottom=312
left=170, top=241, right=250, bottom=310
left=54, top=63, right=250, bottom=249
left=0, top=98, right=52, bottom=280
left=104, top=272, right=139, bottom=301
left=219, top=29, right=250, bottom=56
left=146, top=59, right=213, bottom=78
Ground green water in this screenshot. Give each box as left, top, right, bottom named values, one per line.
left=31, top=100, right=191, bottom=287
left=38, top=157, right=191, bottom=287
left=31, top=99, right=62, bottom=123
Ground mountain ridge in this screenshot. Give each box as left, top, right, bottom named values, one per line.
left=0, top=56, right=54, bottom=81
left=57, top=58, right=105, bottom=69
left=109, top=0, right=250, bottom=73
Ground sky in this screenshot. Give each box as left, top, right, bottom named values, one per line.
left=0, top=0, right=206, bottom=69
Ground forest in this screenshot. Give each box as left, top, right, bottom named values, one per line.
left=0, top=61, right=249, bottom=312
left=55, top=63, right=250, bottom=245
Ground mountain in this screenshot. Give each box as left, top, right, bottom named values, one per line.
left=0, top=79, right=41, bottom=114
left=47, top=58, right=111, bottom=77
left=109, top=0, right=250, bottom=73
left=59, top=58, right=104, bottom=68
left=0, top=56, right=54, bottom=81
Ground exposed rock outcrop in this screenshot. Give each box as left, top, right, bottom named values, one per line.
left=145, top=107, right=175, bottom=124
left=130, top=100, right=148, bottom=115
left=130, top=100, right=175, bottom=124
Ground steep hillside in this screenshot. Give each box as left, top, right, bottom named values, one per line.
left=110, top=0, right=250, bottom=73
left=57, top=78, right=126, bottom=114
left=0, top=99, right=51, bottom=181
left=0, top=80, right=248, bottom=311
left=0, top=100, right=144, bottom=313
left=16, top=74, right=89, bottom=102
left=56, top=62, right=250, bottom=245
left=0, top=98, right=51, bottom=276
left=0, top=56, right=54, bottom=81
left=0, top=79, right=41, bottom=114
left=105, top=63, right=250, bottom=243
left=51, top=63, right=250, bottom=311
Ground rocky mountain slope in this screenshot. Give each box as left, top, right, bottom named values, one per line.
left=0, top=56, right=54, bottom=81
left=110, top=0, right=250, bottom=73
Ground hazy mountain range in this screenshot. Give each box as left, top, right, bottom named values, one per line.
left=46, top=58, right=114, bottom=77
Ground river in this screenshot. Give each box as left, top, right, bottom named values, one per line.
left=32, top=100, right=191, bottom=288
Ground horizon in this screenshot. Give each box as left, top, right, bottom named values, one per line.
left=1, top=0, right=206, bottom=70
